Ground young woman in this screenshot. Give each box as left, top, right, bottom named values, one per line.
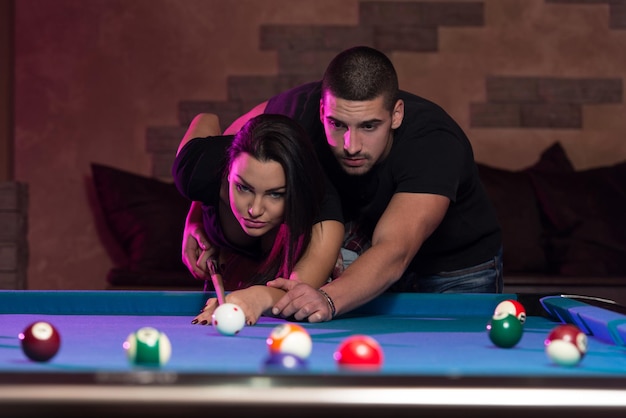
left=172, top=113, right=344, bottom=326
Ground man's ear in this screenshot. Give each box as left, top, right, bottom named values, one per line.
left=391, top=99, right=404, bottom=129
left=319, top=99, right=324, bottom=123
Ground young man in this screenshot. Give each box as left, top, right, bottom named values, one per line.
left=180, top=46, right=502, bottom=323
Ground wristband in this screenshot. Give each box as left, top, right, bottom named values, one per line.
left=318, top=288, right=336, bottom=318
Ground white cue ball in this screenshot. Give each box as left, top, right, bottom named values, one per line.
left=212, top=303, right=246, bottom=336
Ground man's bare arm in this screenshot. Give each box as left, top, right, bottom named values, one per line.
left=324, top=192, right=449, bottom=314
left=269, top=192, right=449, bottom=321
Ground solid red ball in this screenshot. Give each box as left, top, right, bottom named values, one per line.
left=334, top=335, right=384, bottom=370
left=19, top=321, right=61, bottom=362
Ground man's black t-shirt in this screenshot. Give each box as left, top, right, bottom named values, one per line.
left=265, top=81, right=502, bottom=276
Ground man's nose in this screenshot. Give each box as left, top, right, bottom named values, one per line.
left=343, top=129, right=361, bottom=155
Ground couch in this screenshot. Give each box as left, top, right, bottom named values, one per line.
left=477, top=142, right=626, bottom=303
left=91, top=142, right=626, bottom=302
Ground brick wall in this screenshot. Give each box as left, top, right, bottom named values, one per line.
left=14, top=0, right=626, bottom=290
left=147, top=0, right=625, bottom=180
left=471, top=76, right=623, bottom=128
left=0, top=182, right=28, bottom=289
left=547, top=0, right=626, bottom=29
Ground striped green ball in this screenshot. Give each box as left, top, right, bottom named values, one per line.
left=124, top=327, right=171, bottom=366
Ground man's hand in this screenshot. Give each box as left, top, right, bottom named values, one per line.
left=267, top=278, right=333, bottom=323
left=182, top=217, right=215, bottom=280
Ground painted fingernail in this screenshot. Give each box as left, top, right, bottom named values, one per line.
left=191, top=319, right=198, bottom=324
left=200, top=320, right=208, bottom=325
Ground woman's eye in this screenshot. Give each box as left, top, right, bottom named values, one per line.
left=236, top=183, right=251, bottom=193
left=330, top=120, right=345, bottom=129
left=269, top=192, right=285, bottom=199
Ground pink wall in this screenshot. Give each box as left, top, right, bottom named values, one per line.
left=13, top=0, right=626, bottom=289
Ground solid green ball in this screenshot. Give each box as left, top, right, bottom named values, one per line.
left=487, top=312, right=523, bottom=348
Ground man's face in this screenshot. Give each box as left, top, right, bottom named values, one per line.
left=320, top=92, right=403, bottom=176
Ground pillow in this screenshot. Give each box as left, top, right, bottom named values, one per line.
left=529, top=142, right=575, bottom=172
left=477, top=142, right=574, bottom=274
left=91, top=163, right=199, bottom=287
left=529, top=161, right=626, bottom=276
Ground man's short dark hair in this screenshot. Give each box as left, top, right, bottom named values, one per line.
left=322, top=46, right=399, bottom=112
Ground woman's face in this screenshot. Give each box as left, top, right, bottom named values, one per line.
left=228, top=152, right=286, bottom=238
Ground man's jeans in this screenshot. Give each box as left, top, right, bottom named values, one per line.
left=337, top=220, right=503, bottom=294
left=389, top=247, right=504, bottom=294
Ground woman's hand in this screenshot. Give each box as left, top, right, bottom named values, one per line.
left=182, top=202, right=216, bottom=280
left=191, top=297, right=219, bottom=325
left=191, top=286, right=286, bottom=326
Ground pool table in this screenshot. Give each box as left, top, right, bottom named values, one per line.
left=1, top=290, right=626, bottom=417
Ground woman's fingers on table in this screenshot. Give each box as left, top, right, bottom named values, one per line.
left=191, top=298, right=218, bottom=325
left=191, top=290, right=268, bottom=327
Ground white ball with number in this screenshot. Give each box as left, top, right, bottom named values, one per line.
left=266, top=323, right=312, bottom=359
left=124, top=326, right=171, bottom=366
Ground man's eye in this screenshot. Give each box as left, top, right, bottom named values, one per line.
left=330, top=120, right=345, bottom=129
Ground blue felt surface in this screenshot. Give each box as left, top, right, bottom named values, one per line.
left=2, top=292, right=625, bottom=378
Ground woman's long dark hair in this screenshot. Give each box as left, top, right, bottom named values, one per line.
left=227, top=113, right=325, bottom=283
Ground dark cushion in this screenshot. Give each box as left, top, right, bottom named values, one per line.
left=477, top=142, right=574, bottom=274
left=91, top=163, right=199, bottom=287
left=529, top=161, right=626, bottom=276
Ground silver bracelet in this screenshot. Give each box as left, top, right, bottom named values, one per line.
left=318, top=288, right=336, bottom=318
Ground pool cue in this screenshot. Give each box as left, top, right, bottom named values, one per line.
left=207, top=258, right=226, bottom=305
